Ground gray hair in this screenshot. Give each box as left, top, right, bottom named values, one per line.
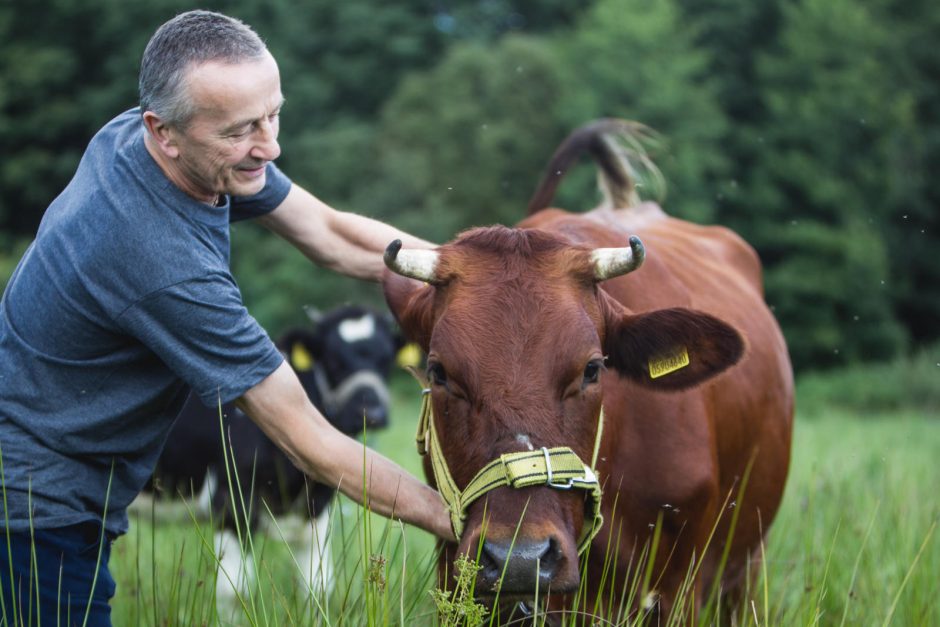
left=139, top=10, right=267, bottom=128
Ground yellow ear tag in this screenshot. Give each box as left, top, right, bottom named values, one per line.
left=649, top=346, right=690, bottom=379
left=291, top=343, right=314, bottom=372
left=396, top=343, right=423, bottom=369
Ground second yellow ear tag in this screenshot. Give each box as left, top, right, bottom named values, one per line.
left=396, top=343, right=423, bottom=368
left=291, top=343, right=314, bottom=372
left=649, top=346, right=690, bottom=379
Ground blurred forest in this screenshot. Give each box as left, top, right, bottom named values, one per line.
left=0, top=0, right=937, bottom=373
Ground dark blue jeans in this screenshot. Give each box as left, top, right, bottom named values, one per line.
left=0, top=522, right=116, bottom=627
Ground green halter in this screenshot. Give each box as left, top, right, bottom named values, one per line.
left=411, top=372, right=605, bottom=555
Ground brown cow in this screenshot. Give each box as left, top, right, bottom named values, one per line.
left=383, top=119, right=793, bottom=623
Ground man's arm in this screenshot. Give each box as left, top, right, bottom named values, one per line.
left=256, top=184, right=434, bottom=281
left=235, top=360, right=455, bottom=542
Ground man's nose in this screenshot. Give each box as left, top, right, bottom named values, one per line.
left=251, top=118, right=281, bottom=162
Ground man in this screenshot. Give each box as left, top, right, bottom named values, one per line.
left=0, top=10, right=452, bottom=625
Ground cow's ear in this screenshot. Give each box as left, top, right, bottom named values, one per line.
left=383, top=309, right=426, bottom=368
left=604, top=305, right=745, bottom=390
left=383, top=271, right=435, bottom=352
left=277, top=328, right=320, bottom=372
left=381, top=312, right=408, bottom=351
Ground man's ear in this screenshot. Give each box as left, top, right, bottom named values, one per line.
left=604, top=304, right=745, bottom=391
left=142, top=111, right=180, bottom=159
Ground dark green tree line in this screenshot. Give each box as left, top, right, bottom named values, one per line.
left=745, top=0, right=911, bottom=367
left=1, top=0, right=937, bottom=371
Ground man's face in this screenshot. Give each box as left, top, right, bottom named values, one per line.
left=168, top=51, right=284, bottom=202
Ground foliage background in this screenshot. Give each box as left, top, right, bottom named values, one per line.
left=1, top=0, right=937, bottom=373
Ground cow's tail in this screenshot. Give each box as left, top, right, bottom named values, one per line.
left=526, top=118, right=665, bottom=215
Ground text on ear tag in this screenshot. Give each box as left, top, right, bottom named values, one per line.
left=649, top=347, right=690, bottom=379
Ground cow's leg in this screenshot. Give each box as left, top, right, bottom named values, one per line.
left=616, top=473, right=720, bottom=623
left=195, top=468, right=218, bottom=519
left=214, top=528, right=255, bottom=610
left=709, top=542, right=764, bottom=624
left=297, top=505, right=334, bottom=597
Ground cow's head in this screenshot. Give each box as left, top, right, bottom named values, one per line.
left=279, top=305, right=404, bottom=434
left=383, top=227, right=744, bottom=600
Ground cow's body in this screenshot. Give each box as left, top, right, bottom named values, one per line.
left=524, top=203, right=793, bottom=615
left=383, top=120, right=793, bottom=622
left=145, top=304, right=403, bottom=600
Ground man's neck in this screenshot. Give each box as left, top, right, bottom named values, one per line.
left=142, top=131, right=219, bottom=206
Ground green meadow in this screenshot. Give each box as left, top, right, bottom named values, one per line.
left=102, top=349, right=939, bottom=625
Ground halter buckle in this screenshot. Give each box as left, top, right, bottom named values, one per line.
left=542, top=447, right=596, bottom=490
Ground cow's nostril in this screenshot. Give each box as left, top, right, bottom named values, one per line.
left=479, top=546, right=502, bottom=588
left=539, top=537, right=562, bottom=575
left=480, top=537, right=557, bottom=593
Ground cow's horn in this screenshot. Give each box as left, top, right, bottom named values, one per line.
left=384, top=239, right=439, bottom=282
left=591, top=235, right=646, bottom=281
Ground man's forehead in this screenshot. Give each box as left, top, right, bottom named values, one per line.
left=184, top=53, right=282, bottom=119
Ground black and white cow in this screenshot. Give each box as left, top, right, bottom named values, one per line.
left=146, top=304, right=407, bottom=600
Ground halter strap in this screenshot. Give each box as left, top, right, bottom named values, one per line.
left=411, top=370, right=604, bottom=555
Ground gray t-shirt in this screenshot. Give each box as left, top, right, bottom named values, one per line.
left=0, top=108, right=291, bottom=535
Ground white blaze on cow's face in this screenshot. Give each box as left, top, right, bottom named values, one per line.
left=515, top=433, right=535, bottom=451
left=337, top=314, right=376, bottom=344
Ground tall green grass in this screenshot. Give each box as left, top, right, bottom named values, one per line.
left=763, top=410, right=938, bottom=625
left=113, top=414, right=441, bottom=626
left=100, top=354, right=939, bottom=625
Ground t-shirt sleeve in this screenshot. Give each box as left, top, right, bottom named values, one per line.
left=229, top=162, right=292, bottom=222
left=117, top=273, right=284, bottom=406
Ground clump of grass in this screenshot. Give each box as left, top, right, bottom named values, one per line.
left=368, top=554, right=388, bottom=592
left=430, top=554, right=488, bottom=627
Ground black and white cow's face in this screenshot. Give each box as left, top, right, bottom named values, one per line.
left=281, top=305, right=404, bottom=435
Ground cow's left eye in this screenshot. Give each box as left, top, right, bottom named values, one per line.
left=428, top=362, right=448, bottom=387
left=583, top=360, right=605, bottom=386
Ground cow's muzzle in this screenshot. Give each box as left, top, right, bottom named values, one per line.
left=482, top=536, right=562, bottom=593
left=409, top=372, right=605, bottom=560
